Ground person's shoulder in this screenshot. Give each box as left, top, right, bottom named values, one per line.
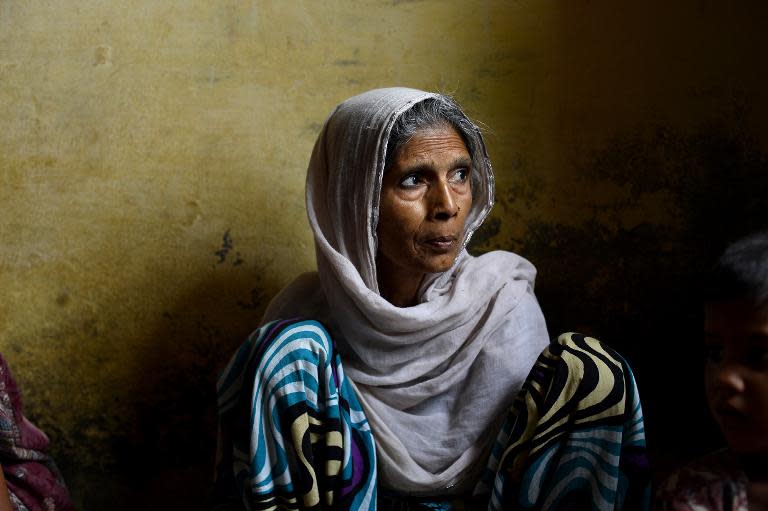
left=463, top=249, right=537, bottom=281
left=655, top=449, right=747, bottom=510
left=472, top=251, right=549, bottom=344
left=260, top=272, right=325, bottom=325
left=281, top=272, right=321, bottom=293
left=673, top=448, right=744, bottom=481
left=468, top=248, right=534, bottom=266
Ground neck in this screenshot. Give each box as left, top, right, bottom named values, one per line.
left=377, top=257, right=425, bottom=308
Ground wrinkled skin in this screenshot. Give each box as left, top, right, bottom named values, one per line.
left=377, top=124, right=473, bottom=307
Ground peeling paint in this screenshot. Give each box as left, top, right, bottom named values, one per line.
left=213, top=229, right=233, bottom=264
left=93, top=45, right=112, bottom=67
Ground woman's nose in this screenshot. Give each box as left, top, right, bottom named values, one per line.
left=429, top=180, right=458, bottom=220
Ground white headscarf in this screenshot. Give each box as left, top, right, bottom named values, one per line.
left=263, top=87, right=549, bottom=495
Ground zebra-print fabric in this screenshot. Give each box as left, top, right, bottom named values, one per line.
left=477, top=332, right=650, bottom=511
left=212, top=319, right=377, bottom=510
left=212, top=325, right=649, bottom=511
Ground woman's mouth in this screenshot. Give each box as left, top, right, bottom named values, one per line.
left=422, top=236, right=457, bottom=253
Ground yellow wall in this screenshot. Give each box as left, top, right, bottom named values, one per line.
left=2, top=1, right=767, bottom=508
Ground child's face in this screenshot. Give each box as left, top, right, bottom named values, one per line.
left=705, top=300, right=768, bottom=455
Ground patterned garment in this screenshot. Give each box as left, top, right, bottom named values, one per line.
left=212, top=319, right=377, bottom=510
left=212, top=325, right=650, bottom=511
left=477, top=333, right=650, bottom=511
left=0, top=354, right=73, bottom=511
left=654, top=449, right=748, bottom=511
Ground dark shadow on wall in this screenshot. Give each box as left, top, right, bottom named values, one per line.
left=52, top=266, right=281, bottom=510
left=469, top=124, right=768, bottom=478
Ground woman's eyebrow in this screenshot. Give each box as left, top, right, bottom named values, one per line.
left=403, top=156, right=472, bottom=171
left=396, top=162, right=431, bottom=175
left=452, top=156, right=472, bottom=168
left=399, top=156, right=472, bottom=173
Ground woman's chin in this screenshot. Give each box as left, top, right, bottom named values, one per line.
left=421, top=254, right=459, bottom=274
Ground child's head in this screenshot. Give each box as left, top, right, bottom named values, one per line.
left=704, top=229, right=768, bottom=456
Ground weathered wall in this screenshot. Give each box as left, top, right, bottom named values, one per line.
left=1, top=1, right=767, bottom=508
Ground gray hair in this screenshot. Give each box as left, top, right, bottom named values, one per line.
left=384, top=95, right=484, bottom=185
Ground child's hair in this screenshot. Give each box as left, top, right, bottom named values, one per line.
left=705, top=229, right=768, bottom=313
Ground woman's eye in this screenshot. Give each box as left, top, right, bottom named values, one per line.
left=450, top=168, right=469, bottom=184
left=399, top=174, right=421, bottom=188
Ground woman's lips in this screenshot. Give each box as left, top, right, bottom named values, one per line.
left=421, top=235, right=457, bottom=253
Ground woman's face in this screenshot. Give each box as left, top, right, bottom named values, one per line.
left=704, top=300, right=768, bottom=455
left=377, top=123, right=473, bottom=280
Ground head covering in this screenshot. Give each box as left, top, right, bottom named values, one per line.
left=306, top=87, right=494, bottom=292
left=263, top=87, right=547, bottom=494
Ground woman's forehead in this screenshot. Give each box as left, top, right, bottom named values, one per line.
left=396, top=127, right=469, bottom=161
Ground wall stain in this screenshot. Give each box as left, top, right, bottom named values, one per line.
left=580, top=125, right=768, bottom=248
left=214, top=229, right=233, bottom=264
left=468, top=216, right=500, bottom=249
left=303, top=122, right=323, bottom=136
left=55, top=292, right=70, bottom=307
left=236, top=287, right=265, bottom=311
left=93, top=45, right=112, bottom=67
left=333, top=59, right=362, bottom=67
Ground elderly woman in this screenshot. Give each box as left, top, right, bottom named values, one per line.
left=212, top=88, right=649, bottom=510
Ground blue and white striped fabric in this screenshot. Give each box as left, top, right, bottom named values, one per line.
left=213, top=319, right=377, bottom=510
left=212, top=325, right=650, bottom=511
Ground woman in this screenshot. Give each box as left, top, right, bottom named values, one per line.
left=212, top=88, right=649, bottom=510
